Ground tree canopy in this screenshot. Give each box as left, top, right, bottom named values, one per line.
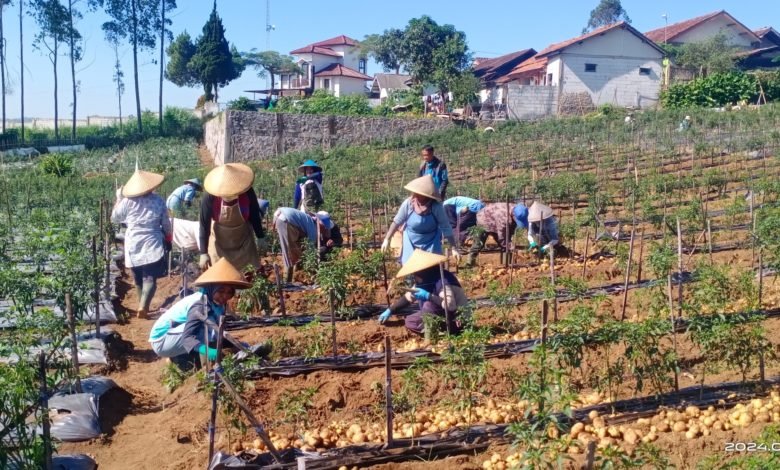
left=661, top=33, right=738, bottom=77
left=165, top=3, right=244, bottom=101
left=361, top=28, right=404, bottom=74
left=583, top=0, right=631, bottom=33
left=242, top=50, right=300, bottom=94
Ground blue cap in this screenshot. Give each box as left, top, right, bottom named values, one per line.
left=298, top=159, right=322, bottom=174
left=513, top=204, right=529, bottom=229
left=258, top=199, right=270, bottom=216
left=316, top=211, right=334, bottom=229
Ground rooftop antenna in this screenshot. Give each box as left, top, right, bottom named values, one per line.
left=662, top=14, right=669, bottom=44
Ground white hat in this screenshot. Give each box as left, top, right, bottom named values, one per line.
left=528, top=201, right=554, bottom=223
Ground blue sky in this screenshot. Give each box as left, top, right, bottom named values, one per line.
left=1, top=0, right=776, bottom=119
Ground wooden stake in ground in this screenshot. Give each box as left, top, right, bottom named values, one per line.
left=636, top=229, right=645, bottom=284
left=273, top=264, right=286, bottom=316
left=439, top=262, right=452, bottom=335
left=207, top=316, right=226, bottom=464
left=330, top=291, right=338, bottom=358
left=39, top=352, right=53, bottom=470
left=585, top=440, right=596, bottom=470
left=505, top=198, right=511, bottom=267
left=548, top=249, right=558, bottom=322
left=91, top=236, right=101, bottom=338
left=759, top=248, right=764, bottom=309
left=707, top=219, right=713, bottom=264
left=667, top=274, right=680, bottom=392
left=676, top=218, right=683, bottom=319
left=64, top=293, right=82, bottom=393
left=381, top=253, right=391, bottom=307
left=384, top=335, right=394, bottom=448
left=581, top=229, right=590, bottom=280
left=620, top=228, right=635, bottom=321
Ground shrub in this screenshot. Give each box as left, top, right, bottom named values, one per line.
left=226, top=96, right=257, bottom=111
left=661, top=71, right=758, bottom=108
left=275, top=90, right=373, bottom=116
left=38, top=153, right=75, bottom=177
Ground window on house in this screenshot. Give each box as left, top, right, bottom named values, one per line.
left=585, top=63, right=597, bottom=72
left=359, top=58, right=367, bottom=75
left=639, top=67, right=651, bottom=75
left=547, top=73, right=553, bottom=85
left=323, top=78, right=331, bottom=90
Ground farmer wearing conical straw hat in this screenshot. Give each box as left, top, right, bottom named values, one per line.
left=149, top=258, right=265, bottom=370
left=112, top=163, right=172, bottom=319
left=199, top=163, right=266, bottom=274
left=527, top=201, right=559, bottom=255
left=380, top=175, right=459, bottom=266
left=166, top=177, right=203, bottom=218
left=378, top=249, right=468, bottom=336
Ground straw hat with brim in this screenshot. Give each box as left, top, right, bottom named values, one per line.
left=404, top=175, right=441, bottom=202
left=192, top=258, right=251, bottom=289
left=204, top=163, right=254, bottom=198
left=528, top=202, right=554, bottom=223
left=122, top=170, right=165, bottom=198
left=298, top=159, right=322, bottom=174
left=395, top=249, right=447, bottom=279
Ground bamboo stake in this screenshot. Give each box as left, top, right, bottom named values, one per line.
left=505, top=198, right=511, bottom=267
left=582, top=229, right=590, bottom=280
left=273, top=264, right=286, bottom=316
left=668, top=274, right=680, bottom=392
left=636, top=229, right=644, bottom=284
left=384, top=335, right=394, bottom=448
left=620, top=228, right=635, bottom=321
left=759, top=248, right=764, bottom=309
left=39, top=352, right=53, bottom=470
left=92, top=236, right=100, bottom=338
left=65, top=293, right=82, bottom=393
left=439, top=263, right=452, bottom=336
left=207, top=316, right=226, bottom=463
left=676, top=218, right=683, bottom=319
left=548, top=248, right=558, bottom=322
left=707, top=219, right=712, bottom=264
left=330, top=291, right=338, bottom=358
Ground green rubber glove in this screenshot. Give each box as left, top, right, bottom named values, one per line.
left=528, top=241, right=538, bottom=252
left=198, top=344, right=218, bottom=361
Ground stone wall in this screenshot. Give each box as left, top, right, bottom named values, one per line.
left=204, top=111, right=457, bottom=164
left=506, top=84, right=560, bottom=120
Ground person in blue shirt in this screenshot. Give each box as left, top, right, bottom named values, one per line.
left=149, top=258, right=253, bottom=370
left=166, top=178, right=203, bottom=218
left=418, top=145, right=449, bottom=199
left=293, top=159, right=324, bottom=212
left=273, top=207, right=337, bottom=282
left=443, top=196, right=485, bottom=246
left=380, top=175, right=458, bottom=265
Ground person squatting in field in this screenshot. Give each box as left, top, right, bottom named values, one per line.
left=273, top=207, right=340, bottom=283
left=166, top=178, right=203, bottom=218
left=293, top=159, right=325, bottom=212
left=148, top=258, right=258, bottom=370
left=198, top=163, right=266, bottom=274
left=112, top=165, right=172, bottom=319
left=378, top=250, right=469, bottom=336
left=526, top=201, right=559, bottom=254
left=380, top=174, right=459, bottom=265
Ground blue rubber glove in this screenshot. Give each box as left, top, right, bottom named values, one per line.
left=378, top=308, right=391, bottom=324
left=528, top=241, right=538, bottom=252
left=541, top=244, right=549, bottom=253
left=198, top=344, right=218, bottom=361
left=413, top=288, right=431, bottom=301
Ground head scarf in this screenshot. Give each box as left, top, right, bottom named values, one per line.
left=199, top=285, right=229, bottom=317
left=411, top=194, right=432, bottom=215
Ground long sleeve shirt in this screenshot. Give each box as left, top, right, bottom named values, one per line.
left=393, top=198, right=453, bottom=239
left=199, top=188, right=264, bottom=255
left=111, top=193, right=172, bottom=267
left=166, top=184, right=197, bottom=211
left=443, top=196, right=485, bottom=214
left=273, top=207, right=318, bottom=243
left=418, top=157, right=449, bottom=199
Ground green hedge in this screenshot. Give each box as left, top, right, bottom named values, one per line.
left=661, top=71, right=759, bottom=108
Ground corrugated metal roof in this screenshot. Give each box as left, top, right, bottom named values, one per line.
left=372, top=73, right=411, bottom=90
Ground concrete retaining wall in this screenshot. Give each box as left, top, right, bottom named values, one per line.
left=203, top=110, right=456, bottom=164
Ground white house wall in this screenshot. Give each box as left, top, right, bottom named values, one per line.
left=546, top=58, right=562, bottom=86
left=672, top=16, right=755, bottom=49
left=552, top=28, right=662, bottom=108
left=334, top=77, right=369, bottom=97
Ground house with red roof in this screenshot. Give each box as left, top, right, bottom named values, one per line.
left=277, top=35, right=371, bottom=97
left=472, top=48, right=536, bottom=105
left=644, top=11, right=760, bottom=49
left=502, top=22, right=664, bottom=119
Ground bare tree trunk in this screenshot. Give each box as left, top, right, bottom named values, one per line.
left=68, top=0, right=76, bottom=141
left=131, top=0, right=142, bottom=133
left=158, top=0, right=164, bottom=134
left=1, top=2, right=6, bottom=133
left=115, top=47, right=122, bottom=128
left=19, top=0, right=24, bottom=142
left=53, top=41, right=59, bottom=140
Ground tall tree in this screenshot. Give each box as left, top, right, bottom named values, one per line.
left=18, top=0, right=23, bottom=141
left=66, top=0, right=85, bottom=141
left=399, top=16, right=471, bottom=93
left=662, top=33, right=738, bottom=78
left=187, top=2, right=244, bottom=102
left=0, top=0, right=10, bottom=133
left=165, top=31, right=198, bottom=88
left=31, top=0, right=76, bottom=140
left=98, top=0, right=157, bottom=133
left=362, top=28, right=404, bottom=74
left=242, top=50, right=300, bottom=95
left=156, top=0, right=175, bottom=134
left=104, top=22, right=125, bottom=127
left=583, top=0, right=630, bottom=33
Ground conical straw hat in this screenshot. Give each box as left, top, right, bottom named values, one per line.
left=403, top=175, right=441, bottom=202
left=192, top=258, right=251, bottom=289
left=122, top=168, right=165, bottom=198
left=528, top=201, right=554, bottom=222
left=204, top=163, right=254, bottom=198
left=395, top=249, right=447, bottom=278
